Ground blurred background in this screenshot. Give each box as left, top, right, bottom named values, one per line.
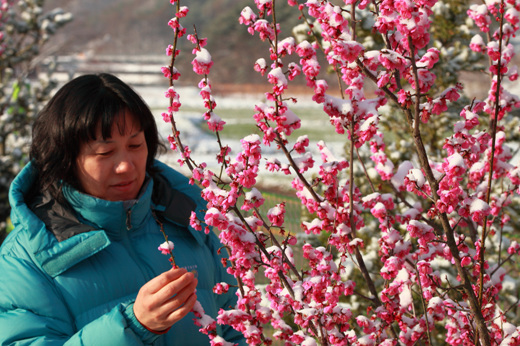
left=2, top=0, right=519, bottom=246
left=0, top=0, right=319, bottom=242
left=41, top=0, right=306, bottom=86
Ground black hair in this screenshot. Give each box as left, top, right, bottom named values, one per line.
left=30, top=73, right=161, bottom=199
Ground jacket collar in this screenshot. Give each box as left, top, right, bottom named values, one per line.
left=7, top=163, right=112, bottom=277
left=7, top=161, right=206, bottom=277
left=62, top=178, right=153, bottom=241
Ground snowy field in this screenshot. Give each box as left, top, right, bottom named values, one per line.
left=52, top=61, right=350, bottom=189
left=133, top=83, right=347, bottom=189
left=51, top=51, right=520, bottom=189
left=133, top=75, right=520, bottom=190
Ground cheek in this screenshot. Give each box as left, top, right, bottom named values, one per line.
left=138, top=147, right=149, bottom=171
left=77, top=157, right=108, bottom=183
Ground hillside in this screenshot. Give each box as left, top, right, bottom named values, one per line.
left=42, top=0, right=306, bottom=85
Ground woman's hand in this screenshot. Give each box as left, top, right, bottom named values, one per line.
left=134, top=267, right=198, bottom=332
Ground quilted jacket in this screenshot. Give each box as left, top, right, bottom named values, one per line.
left=0, top=160, right=245, bottom=345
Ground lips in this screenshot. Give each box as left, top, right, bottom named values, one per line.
left=110, top=180, right=135, bottom=190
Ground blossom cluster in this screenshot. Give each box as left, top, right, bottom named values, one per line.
left=159, top=0, right=520, bottom=345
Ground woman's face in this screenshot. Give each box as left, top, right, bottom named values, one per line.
left=75, top=111, right=148, bottom=201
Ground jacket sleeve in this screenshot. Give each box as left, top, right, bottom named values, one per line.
left=0, top=250, right=160, bottom=346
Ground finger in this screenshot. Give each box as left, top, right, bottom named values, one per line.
left=137, top=270, right=195, bottom=315
left=133, top=272, right=196, bottom=331
left=164, top=292, right=198, bottom=325
left=146, top=279, right=197, bottom=327
left=155, top=272, right=197, bottom=305
left=159, top=276, right=198, bottom=313
left=145, top=267, right=188, bottom=294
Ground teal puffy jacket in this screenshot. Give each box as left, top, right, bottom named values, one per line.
left=0, top=160, right=245, bottom=345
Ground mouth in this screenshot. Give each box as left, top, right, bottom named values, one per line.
left=111, top=180, right=135, bottom=189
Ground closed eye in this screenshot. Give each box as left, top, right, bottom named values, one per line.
left=97, top=151, right=113, bottom=156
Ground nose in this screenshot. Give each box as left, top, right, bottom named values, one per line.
left=114, top=152, right=135, bottom=174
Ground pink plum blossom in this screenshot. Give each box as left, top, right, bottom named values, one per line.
left=158, top=241, right=174, bottom=255
left=156, top=0, right=520, bottom=344
left=192, top=48, right=213, bottom=75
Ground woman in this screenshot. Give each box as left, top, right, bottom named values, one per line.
left=0, top=73, right=244, bottom=345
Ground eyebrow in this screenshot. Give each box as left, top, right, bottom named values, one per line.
left=95, top=130, right=144, bottom=144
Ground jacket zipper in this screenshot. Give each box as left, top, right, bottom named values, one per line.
left=126, top=208, right=132, bottom=230
left=123, top=204, right=154, bottom=282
